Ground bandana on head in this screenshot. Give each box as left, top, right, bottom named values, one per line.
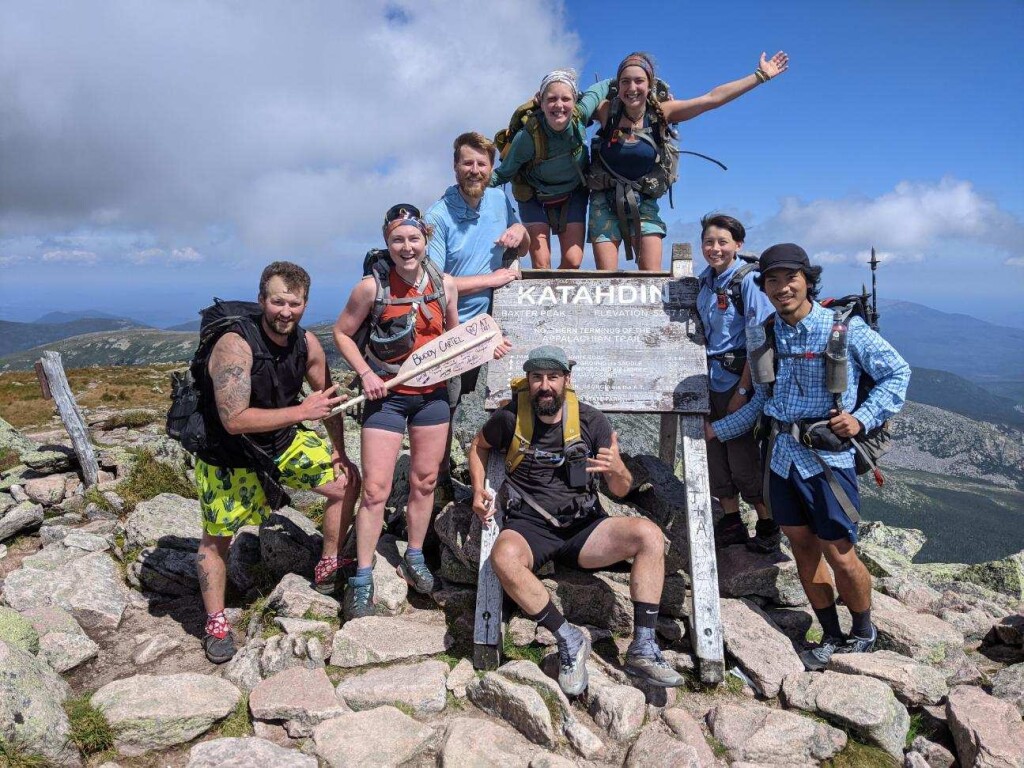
left=538, top=68, right=578, bottom=99
left=383, top=213, right=428, bottom=242
left=617, top=53, right=654, bottom=81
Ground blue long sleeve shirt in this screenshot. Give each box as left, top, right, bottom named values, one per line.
left=713, top=302, right=911, bottom=479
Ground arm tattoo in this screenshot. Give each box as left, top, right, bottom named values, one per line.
left=211, top=338, right=252, bottom=427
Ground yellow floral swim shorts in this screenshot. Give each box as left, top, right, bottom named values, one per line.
left=196, top=429, right=335, bottom=537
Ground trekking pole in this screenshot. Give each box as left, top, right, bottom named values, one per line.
left=868, top=247, right=880, bottom=331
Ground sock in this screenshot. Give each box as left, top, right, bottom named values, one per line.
left=813, top=603, right=843, bottom=639
left=633, top=600, right=660, bottom=630
left=850, top=608, right=873, bottom=638
left=527, top=599, right=567, bottom=635
left=755, top=518, right=779, bottom=534
left=352, top=566, right=373, bottom=583
left=405, top=547, right=424, bottom=563
left=205, top=610, right=229, bottom=638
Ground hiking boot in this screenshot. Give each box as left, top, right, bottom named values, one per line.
left=746, top=519, right=782, bottom=554
left=202, top=612, right=236, bottom=664
left=836, top=625, right=877, bottom=656
left=313, top=555, right=358, bottom=595
left=396, top=553, right=436, bottom=595
left=624, top=637, right=685, bottom=688
left=343, top=575, right=377, bottom=621
left=714, top=514, right=749, bottom=548
left=799, top=634, right=846, bottom=671
left=556, top=626, right=591, bottom=696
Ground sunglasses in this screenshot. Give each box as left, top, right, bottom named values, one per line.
left=384, top=203, right=422, bottom=227
left=531, top=449, right=566, bottom=467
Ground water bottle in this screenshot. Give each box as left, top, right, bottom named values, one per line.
left=747, top=319, right=775, bottom=387
left=825, top=309, right=848, bottom=395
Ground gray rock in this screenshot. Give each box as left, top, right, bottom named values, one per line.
left=7, top=483, right=30, bottom=502
left=260, top=506, right=322, bottom=581
left=0, top=605, right=40, bottom=653
left=39, top=631, right=99, bottom=672
left=959, top=551, right=1024, bottom=600
left=873, top=590, right=965, bottom=665
left=373, top=534, right=409, bottom=616
left=446, top=657, right=475, bottom=699
left=434, top=501, right=483, bottom=570
left=990, top=662, right=1024, bottom=716
left=663, top=707, right=716, bottom=766
left=329, top=612, right=452, bottom=667
left=544, top=567, right=634, bottom=634
left=3, top=550, right=130, bottom=631
left=0, top=500, right=44, bottom=541
left=716, top=544, right=808, bottom=606
left=827, top=649, right=949, bottom=706
left=313, top=706, right=434, bottom=768
left=585, top=663, right=646, bottom=742
left=707, top=701, right=847, bottom=766
left=124, top=492, right=202, bottom=551
left=23, top=474, right=69, bottom=505
left=910, top=736, right=956, bottom=768
left=0, top=417, right=40, bottom=455
left=21, top=449, right=73, bottom=473
left=249, top=666, right=346, bottom=734
left=783, top=670, right=910, bottom=759
left=0, top=542, right=6, bottom=560
left=992, top=614, right=1024, bottom=647
left=338, top=659, right=448, bottom=715
left=187, top=736, right=317, bottom=767
left=227, top=526, right=262, bottom=594
left=132, top=633, right=182, bottom=665
left=625, top=723, right=702, bottom=767
left=467, top=672, right=557, bottom=748
left=0, top=639, right=79, bottom=766
left=21, top=605, right=84, bottom=636
left=92, top=673, right=242, bottom=756
left=439, top=545, right=478, bottom=585
left=946, top=684, right=1024, bottom=768
left=720, top=598, right=803, bottom=698
left=508, top=616, right=538, bottom=646
left=529, top=756, right=576, bottom=768
left=267, top=572, right=341, bottom=620
left=260, top=633, right=325, bottom=678
left=221, top=638, right=265, bottom=693
left=63, top=531, right=112, bottom=553
left=441, top=715, right=537, bottom=768
left=131, top=545, right=199, bottom=596
left=274, top=616, right=331, bottom=644
left=858, top=521, right=927, bottom=558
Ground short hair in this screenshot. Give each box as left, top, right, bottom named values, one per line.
left=700, top=213, right=746, bottom=244
left=259, top=261, right=311, bottom=301
left=453, top=132, right=496, bottom=164
left=754, top=264, right=824, bottom=300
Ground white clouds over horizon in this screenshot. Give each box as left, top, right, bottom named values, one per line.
left=0, top=0, right=580, bottom=265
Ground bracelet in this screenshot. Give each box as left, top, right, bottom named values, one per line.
left=357, top=369, right=371, bottom=378
left=754, top=68, right=770, bottom=84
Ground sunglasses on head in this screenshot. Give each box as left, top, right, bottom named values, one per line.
left=531, top=448, right=566, bottom=467
left=384, top=203, right=422, bottom=227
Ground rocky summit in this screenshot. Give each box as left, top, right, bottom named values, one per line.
left=0, top=387, right=1022, bottom=767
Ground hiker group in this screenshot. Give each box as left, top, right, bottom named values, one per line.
left=170, top=48, right=913, bottom=698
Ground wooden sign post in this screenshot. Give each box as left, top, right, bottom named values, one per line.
left=473, top=244, right=725, bottom=684
left=37, top=350, right=100, bottom=488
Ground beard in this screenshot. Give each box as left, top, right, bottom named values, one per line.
left=531, top=389, right=564, bottom=417
left=457, top=175, right=487, bottom=198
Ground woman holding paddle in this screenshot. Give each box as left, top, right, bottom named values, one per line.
left=333, top=204, right=461, bottom=619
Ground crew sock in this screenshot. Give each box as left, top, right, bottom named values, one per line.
left=405, top=547, right=424, bottom=564
left=352, top=566, right=373, bottom=583
left=812, top=603, right=843, bottom=639
left=527, top=599, right=567, bottom=635
left=850, top=608, right=873, bottom=639
left=633, top=600, right=660, bottom=630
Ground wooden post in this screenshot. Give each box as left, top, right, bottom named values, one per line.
left=658, top=243, right=692, bottom=465
left=38, top=351, right=100, bottom=488
left=473, top=452, right=507, bottom=670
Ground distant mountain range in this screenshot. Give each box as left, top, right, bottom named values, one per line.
left=0, top=317, right=150, bottom=358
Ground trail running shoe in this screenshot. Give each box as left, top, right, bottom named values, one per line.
left=202, top=612, right=236, bottom=664
left=624, top=637, right=686, bottom=687
left=799, top=634, right=846, bottom=671
left=746, top=519, right=782, bottom=554
left=343, top=575, right=377, bottom=621
left=714, top=514, right=749, bottom=548
left=397, top=553, right=437, bottom=595
left=836, top=625, right=877, bottom=655
left=557, top=627, right=591, bottom=697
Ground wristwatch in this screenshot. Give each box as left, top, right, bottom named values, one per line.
left=737, top=387, right=751, bottom=398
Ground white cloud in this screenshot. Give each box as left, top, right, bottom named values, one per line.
left=1007, top=257, right=1024, bottom=268
left=41, top=249, right=98, bottom=264
left=0, top=0, right=580, bottom=261
left=169, top=247, right=202, bottom=263
left=758, top=177, right=1024, bottom=265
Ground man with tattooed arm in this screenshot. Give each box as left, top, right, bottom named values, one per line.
left=193, top=261, right=359, bottom=663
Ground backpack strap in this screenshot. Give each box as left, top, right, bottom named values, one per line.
left=505, top=387, right=534, bottom=475
left=725, top=257, right=759, bottom=316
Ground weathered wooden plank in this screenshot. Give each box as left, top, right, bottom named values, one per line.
left=39, top=351, right=100, bottom=488
left=658, top=414, right=678, bottom=467
left=34, top=361, right=52, bottom=400
left=473, top=451, right=507, bottom=670
left=486, top=275, right=707, bottom=413
left=680, top=413, right=724, bottom=684
left=671, top=242, right=692, bottom=279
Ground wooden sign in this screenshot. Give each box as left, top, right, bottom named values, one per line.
left=485, top=275, right=708, bottom=413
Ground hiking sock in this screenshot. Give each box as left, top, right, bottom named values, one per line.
left=755, top=518, right=780, bottom=535
left=812, top=603, right=844, bottom=639
left=205, top=610, right=229, bottom=639
left=850, top=608, right=873, bottom=639
left=405, top=547, right=424, bottom=564
left=633, top=600, right=660, bottom=630
left=527, top=600, right=568, bottom=636
left=353, top=566, right=373, bottom=582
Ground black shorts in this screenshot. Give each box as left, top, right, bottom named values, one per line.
left=361, top=388, right=450, bottom=434
left=504, top=511, right=608, bottom=571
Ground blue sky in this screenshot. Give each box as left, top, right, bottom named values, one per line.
left=1, top=0, right=1021, bottom=327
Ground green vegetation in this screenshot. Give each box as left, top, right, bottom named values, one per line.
left=102, top=409, right=157, bottom=429
left=301, top=498, right=326, bottom=528
left=217, top=695, right=253, bottom=738
left=823, top=739, right=900, bottom=768
left=64, top=695, right=115, bottom=756
left=501, top=633, right=548, bottom=666
left=806, top=626, right=824, bottom=644
left=117, top=449, right=196, bottom=512
left=0, top=737, right=54, bottom=767
left=433, top=651, right=463, bottom=670
left=0, top=446, right=21, bottom=473
left=708, top=735, right=729, bottom=759
left=445, top=691, right=465, bottom=711
left=391, top=701, right=417, bottom=717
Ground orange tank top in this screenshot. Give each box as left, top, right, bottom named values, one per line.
left=378, top=268, right=445, bottom=395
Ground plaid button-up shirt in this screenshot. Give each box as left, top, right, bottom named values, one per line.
left=713, top=301, right=911, bottom=479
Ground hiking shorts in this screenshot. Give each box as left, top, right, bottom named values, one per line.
left=588, top=190, right=666, bottom=243
left=504, top=511, right=608, bottom=571
left=361, top=388, right=450, bottom=434
left=517, top=187, right=588, bottom=227
left=196, top=429, right=335, bottom=537
left=707, top=384, right=763, bottom=504
left=768, top=465, right=860, bottom=543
